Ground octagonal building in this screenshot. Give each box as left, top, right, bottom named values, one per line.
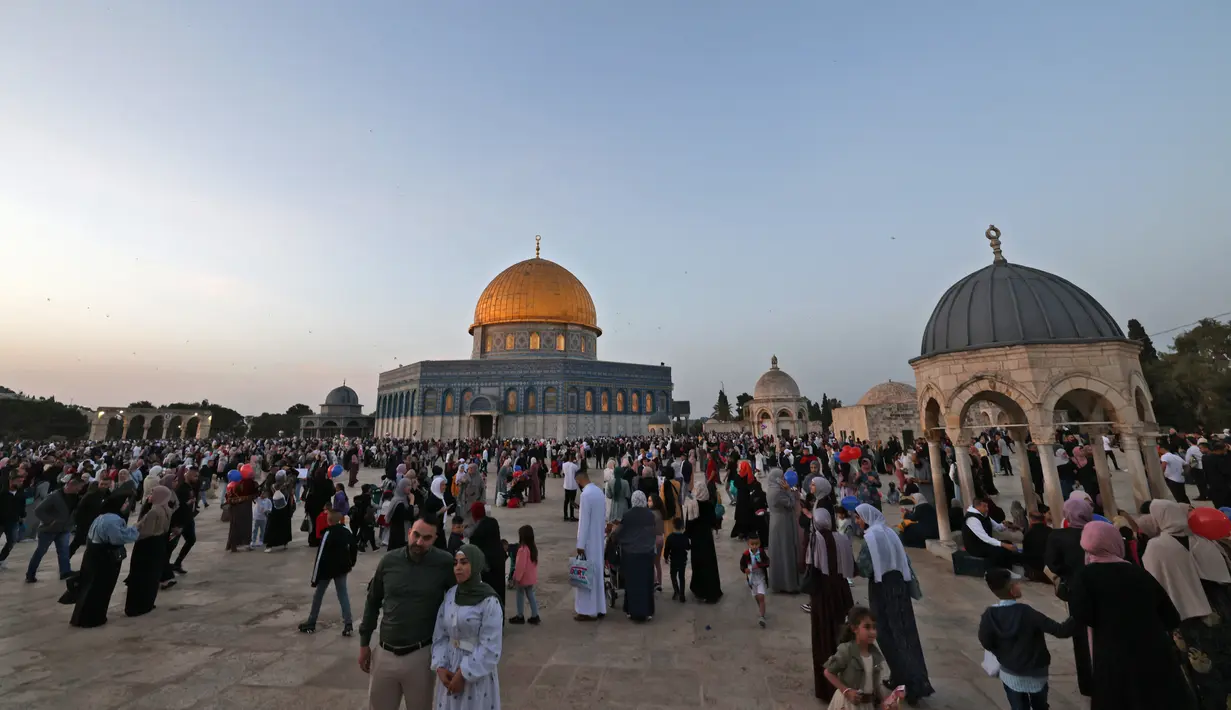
left=375, top=239, right=674, bottom=439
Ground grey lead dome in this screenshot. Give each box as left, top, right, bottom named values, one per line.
left=325, top=384, right=360, bottom=406
left=917, top=260, right=1128, bottom=360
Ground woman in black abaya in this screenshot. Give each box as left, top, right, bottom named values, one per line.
left=685, top=478, right=723, bottom=604
left=263, top=472, right=295, bottom=551
left=70, top=493, right=138, bottom=628
left=467, top=502, right=507, bottom=613
left=125, top=485, right=174, bottom=617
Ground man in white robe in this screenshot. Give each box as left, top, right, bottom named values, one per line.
left=574, top=469, right=607, bottom=620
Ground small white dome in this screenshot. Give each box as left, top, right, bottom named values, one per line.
left=753, top=355, right=801, bottom=399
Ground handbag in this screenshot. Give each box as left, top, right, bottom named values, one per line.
left=220, top=504, right=231, bottom=523
left=713, top=502, right=726, bottom=519
left=568, top=554, right=594, bottom=591
left=800, top=564, right=817, bottom=595
left=300, top=517, right=310, bottom=533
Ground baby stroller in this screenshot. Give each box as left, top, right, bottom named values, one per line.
left=603, top=530, right=622, bottom=608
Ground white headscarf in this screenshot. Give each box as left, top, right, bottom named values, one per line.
left=856, top=503, right=912, bottom=582
left=1143, top=500, right=1224, bottom=620
left=604, top=459, right=616, bottom=483
left=631, top=491, right=648, bottom=508
left=430, top=471, right=447, bottom=502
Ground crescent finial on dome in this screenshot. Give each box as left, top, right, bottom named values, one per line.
left=986, top=225, right=1006, bottom=264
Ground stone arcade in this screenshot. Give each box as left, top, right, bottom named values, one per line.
left=374, top=238, right=673, bottom=440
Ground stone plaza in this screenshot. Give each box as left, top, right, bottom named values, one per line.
left=0, top=463, right=1099, bottom=710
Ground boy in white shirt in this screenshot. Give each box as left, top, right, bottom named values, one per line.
left=1159, top=444, right=1190, bottom=504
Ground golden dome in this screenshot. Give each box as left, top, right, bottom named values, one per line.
left=469, top=250, right=600, bottom=335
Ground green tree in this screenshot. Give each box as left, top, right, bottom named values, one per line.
left=807, top=399, right=823, bottom=421
left=712, top=389, right=732, bottom=421
left=1127, top=319, right=1158, bottom=362
left=0, top=398, right=89, bottom=439
left=128, top=400, right=154, bottom=408
left=820, top=393, right=834, bottom=431
left=286, top=403, right=313, bottom=418
left=1136, top=318, right=1231, bottom=430
left=734, top=392, right=753, bottom=420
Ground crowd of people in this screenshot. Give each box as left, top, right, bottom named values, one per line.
left=3, top=424, right=1230, bottom=709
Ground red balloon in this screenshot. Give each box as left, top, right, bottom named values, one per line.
left=1189, top=507, right=1231, bottom=540
left=239, top=463, right=253, bottom=478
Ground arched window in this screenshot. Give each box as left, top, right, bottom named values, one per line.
left=505, top=333, right=514, bottom=350
left=444, top=392, right=454, bottom=413
left=631, top=392, right=639, bottom=413
left=545, top=387, right=558, bottom=411
left=600, top=391, right=609, bottom=412
left=506, top=389, right=518, bottom=413
left=581, top=338, right=586, bottom=353
left=645, top=392, right=654, bottom=413
left=424, top=389, right=438, bottom=414
left=484, top=335, right=492, bottom=353
left=616, top=391, right=625, bottom=413
left=568, top=387, right=579, bottom=412
left=527, top=389, right=537, bottom=412
left=530, top=332, right=541, bottom=350
left=556, top=334, right=565, bottom=351
left=463, top=390, right=473, bottom=411
left=585, top=390, right=594, bottom=412
left=409, top=390, right=416, bottom=416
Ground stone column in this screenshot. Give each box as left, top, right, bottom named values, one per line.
left=1086, top=432, right=1119, bottom=518
left=947, top=430, right=976, bottom=505
left=1010, top=441, right=1036, bottom=514
left=1119, top=433, right=1152, bottom=509
left=926, top=440, right=952, bottom=542
left=143, top=421, right=151, bottom=439
left=1141, top=435, right=1171, bottom=500
left=1032, top=431, right=1067, bottom=527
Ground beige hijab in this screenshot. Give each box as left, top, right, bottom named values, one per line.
left=1142, top=500, right=1212, bottom=620
left=137, top=486, right=175, bottom=539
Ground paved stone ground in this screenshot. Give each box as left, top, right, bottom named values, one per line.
left=0, top=464, right=1101, bottom=709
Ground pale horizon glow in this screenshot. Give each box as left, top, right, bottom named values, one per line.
left=2, top=2, right=1228, bottom=417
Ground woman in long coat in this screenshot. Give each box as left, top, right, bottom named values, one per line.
left=225, top=477, right=259, bottom=552
left=303, top=464, right=332, bottom=547
left=526, top=458, right=542, bottom=504
left=731, top=459, right=754, bottom=540
left=766, top=468, right=801, bottom=593
left=1142, top=500, right=1231, bottom=709
left=854, top=504, right=934, bottom=705
left=806, top=508, right=854, bottom=699
left=125, top=485, right=174, bottom=616
left=70, top=493, right=139, bottom=628
left=467, top=503, right=506, bottom=613
left=605, top=461, right=629, bottom=524
left=616, top=492, right=657, bottom=621
left=1070, top=520, right=1193, bottom=710
left=685, top=478, right=723, bottom=604
left=263, top=472, right=295, bottom=551
left=1044, top=497, right=1094, bottom=696
left=430, top=544, right=503, bottom=710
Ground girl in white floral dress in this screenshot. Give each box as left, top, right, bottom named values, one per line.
left=431, top=544, right=504, bottom=710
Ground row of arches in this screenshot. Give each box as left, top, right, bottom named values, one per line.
left=102, top=414, right=203, bottom=440
left=302, top=420, right=368, bottom=437
left=376, top=387, right=672, bottom=417
left=918, top=369, right=1161, bottom=528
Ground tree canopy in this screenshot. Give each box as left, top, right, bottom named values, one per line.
left=247, top=404, right=312, bottom=438
left=1139, top=317, right=1231, bottom=430
left=734, top=392, right=753, bottom=420
left=711, top=389, right=732, bottom=421
left=0, top=397, right=88, bottom=440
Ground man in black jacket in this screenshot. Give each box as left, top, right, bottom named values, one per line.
left=0, top=473, right=26, bottom=569
left=300, top=510, right=358, bottom=636
left=978, top=568, right=1075, bottom=710
left=1204, top=439, right=1231, bottom=509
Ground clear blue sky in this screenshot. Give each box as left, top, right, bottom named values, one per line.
left=2, top=2, right=1227, bottom=416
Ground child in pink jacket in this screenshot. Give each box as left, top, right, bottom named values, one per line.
left=509, top=525, right=540, bottom=625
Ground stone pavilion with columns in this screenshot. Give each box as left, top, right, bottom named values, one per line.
left=299, top=383, right=375, bottom=439
left=704, top=356, right=820, bottom=438
left=374, top=238, right=673, bottom=440
left=911, top=226, right=1165, bottom=549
